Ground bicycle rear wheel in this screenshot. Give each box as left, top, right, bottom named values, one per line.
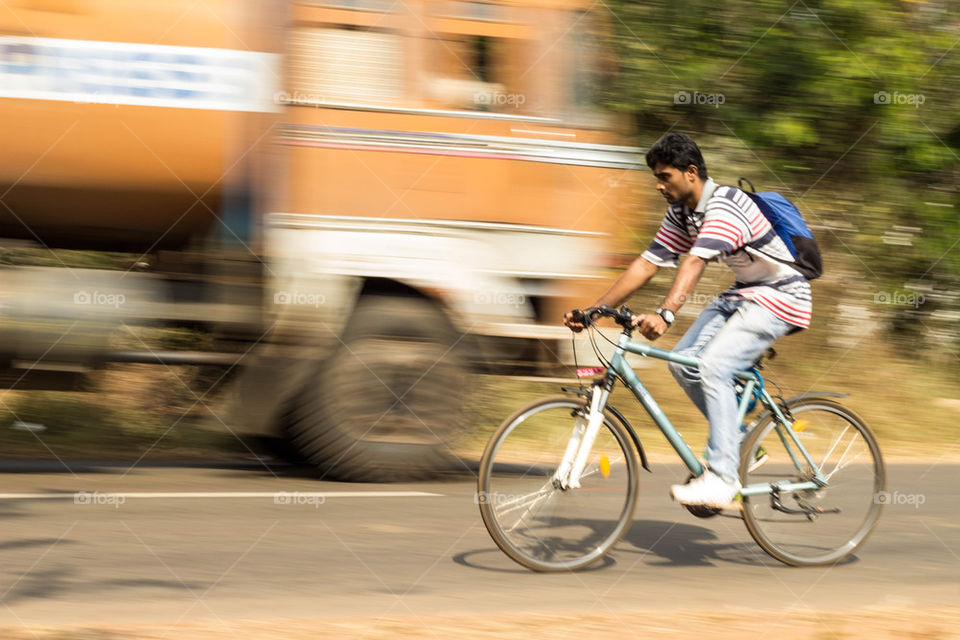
left=478, top=395, right=639, bottom=572
left=740, top=398, right=885, bottom=566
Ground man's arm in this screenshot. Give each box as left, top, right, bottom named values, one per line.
left=593, top=256, right=659, bottom=307
left=635, top=255, right=707, bottom=340
left=660, top=254, right=707, bottom=313
left=563, top=256, right=659, bottom=331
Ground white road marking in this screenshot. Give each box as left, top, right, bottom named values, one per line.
left=0, top=491, right=443, bottom=500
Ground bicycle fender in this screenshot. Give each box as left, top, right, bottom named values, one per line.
left=560, top=387, right=651, bottom=472
left=784, top=391, right=850, bottom=403
left=607, top=403, right=651, bottom=473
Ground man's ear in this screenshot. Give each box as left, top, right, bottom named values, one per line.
left=685, top=165, right=699, bottom=183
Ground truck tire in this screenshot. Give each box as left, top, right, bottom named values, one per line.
left=288, top=295, right=467, bottom=482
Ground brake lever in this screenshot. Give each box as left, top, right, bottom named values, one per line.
left=572, top=308, right=597, bottom=327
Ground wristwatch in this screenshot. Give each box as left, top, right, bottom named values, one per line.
left=656, top=307, right=675, bottom=326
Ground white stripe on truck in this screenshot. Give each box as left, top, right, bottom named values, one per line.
left=0, top=36, right=280, bottom=112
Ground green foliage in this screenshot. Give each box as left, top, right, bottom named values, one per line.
left=600, top=0, right=960, bottom=353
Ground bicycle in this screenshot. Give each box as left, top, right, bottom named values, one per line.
left=477, top=304, right=885, bottom=571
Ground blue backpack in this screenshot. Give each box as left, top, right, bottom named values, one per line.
left=737, top=177, right=823, bottom=281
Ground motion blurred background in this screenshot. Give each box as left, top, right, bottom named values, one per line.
left=0, top=2, right=958, bottom=639
left=0, top=0, right=957, bottom=475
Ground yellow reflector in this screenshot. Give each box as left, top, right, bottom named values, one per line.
left=792, top=419, right=809, bottom=432
left=600, top=455, right=611, bottom=479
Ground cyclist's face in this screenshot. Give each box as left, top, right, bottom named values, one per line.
left=652, top=164, right=697, bottom=205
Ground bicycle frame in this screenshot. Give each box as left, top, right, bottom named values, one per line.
left=557, top=330, right=828, bottom=497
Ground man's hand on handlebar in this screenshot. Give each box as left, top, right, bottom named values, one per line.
left=632, top=313, right=669, bottom=341
left=563, top=308, right=592, bottom=333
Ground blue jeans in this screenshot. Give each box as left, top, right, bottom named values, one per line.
left=668, top=297, right=793, bottom=483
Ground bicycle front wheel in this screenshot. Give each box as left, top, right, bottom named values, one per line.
left=740, top=398, right=885, bottom=566
left=478, top=395, right=639, bottom=572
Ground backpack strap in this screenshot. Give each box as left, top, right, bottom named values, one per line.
left=737, top=177, right=756, bottom=193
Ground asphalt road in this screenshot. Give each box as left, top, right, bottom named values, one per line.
left=0, top=460, right=956, bottom=627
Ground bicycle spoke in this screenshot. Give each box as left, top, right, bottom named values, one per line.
left=495, top=481, right=554, bottom=516
left=819, top=424, right=850, bottom=468
left=504, top=490, right=558, bottom=533
left=824, top=432, right=860, bottom=482
left=578, top=455, right=625, bottom=482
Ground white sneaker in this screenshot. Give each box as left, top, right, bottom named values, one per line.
left=670, top=471, right=741, bottom=508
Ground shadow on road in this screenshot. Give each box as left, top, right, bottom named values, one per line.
left=457, top=517, right=860, bottom=572
left=620, top=519, right=859, bottom=568
left=452, top=548, right=617, bottom=573
left=0, top=564, right=209, bottom=605
left=619, top=518, right=760, bottom=567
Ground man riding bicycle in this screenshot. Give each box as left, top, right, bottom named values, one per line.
left=564, top=132, right=812, bottom=508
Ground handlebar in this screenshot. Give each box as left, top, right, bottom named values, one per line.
left=570, top=304, right=636, bottom=331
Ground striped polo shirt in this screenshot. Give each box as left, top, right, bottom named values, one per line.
left=641, top=178, right=812, bottom=329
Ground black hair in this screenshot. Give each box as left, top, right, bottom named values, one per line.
left=645, top=132, right=708, bottom=180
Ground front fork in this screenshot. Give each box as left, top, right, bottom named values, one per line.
left=553, top=382, right=609, bottom=490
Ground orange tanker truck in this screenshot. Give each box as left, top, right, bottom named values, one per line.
left=0, top=0, right=645, bottom=480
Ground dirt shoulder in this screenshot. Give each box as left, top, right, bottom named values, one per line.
left=4, top=608, right=959, bottom=640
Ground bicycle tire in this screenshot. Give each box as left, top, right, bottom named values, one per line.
left=740, top=398, right=885, bottom=566
left=478, top=395, right=640, bottom=572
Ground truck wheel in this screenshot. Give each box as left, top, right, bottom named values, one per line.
left=288, top=295, right=467, bottom=482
